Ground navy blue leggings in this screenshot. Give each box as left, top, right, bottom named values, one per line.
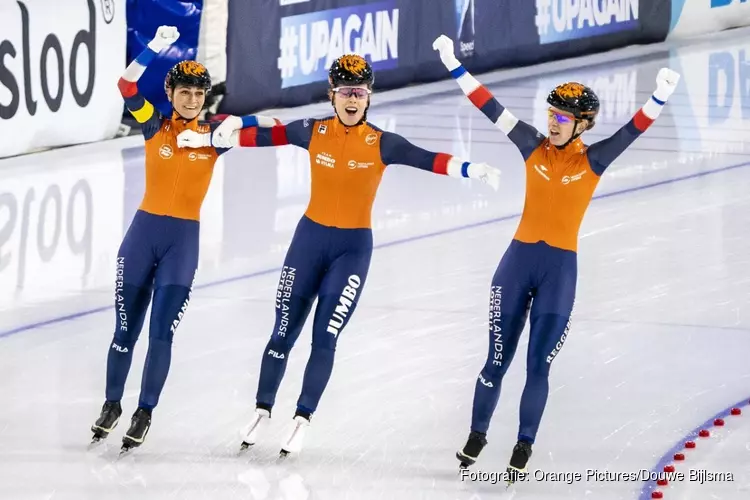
left=471, top=240, right=576, bottom=444
left=256, top=216, right=373, bottom=416
left=105, top=210, right=199, bottom=410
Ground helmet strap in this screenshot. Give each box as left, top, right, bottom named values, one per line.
left=557, top=118, right=585, bottom=149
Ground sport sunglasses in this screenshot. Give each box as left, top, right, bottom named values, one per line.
left=548, top=108, right=575, bottom=124
left=332, top=87, right=372, bottom=99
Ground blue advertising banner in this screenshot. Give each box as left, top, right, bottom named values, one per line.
left=278, top=1, right=399, bottom=89
left=535, top=0, right=640, bottom=45
left=126, top=0, right=204, bottom=116
left=220, top=0, right=671, bottom=116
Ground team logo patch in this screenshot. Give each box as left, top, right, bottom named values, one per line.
left=177, top=60, right=208, bottom=77
left=365, top=133, right=378, bottom=146
left=562, top=170, right=586, bottom=184
left=338, top=55, right=367, bottom=76
left=159, top=144, right=173, bottom=159
left=318, top=124, right=327, bottom=134
left=556, top=82, right=585, bottom=99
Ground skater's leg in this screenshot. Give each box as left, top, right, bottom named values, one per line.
left=138, top=217, right=200, bottom=411
left=517, top=247, right=577, bottom=444
left=470, top=242, right=533, bottom=435
left=457, top=242, right=534, bottom=468
left=296, top=232, right=372, bottom=416
left=105, top=213, right=157, bottom=403
left=256, top=217, right=326, bottom=410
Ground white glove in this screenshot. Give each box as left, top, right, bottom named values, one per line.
left=432, top=34, right=461, bottom=71
left=148, top=26, right=180, bottom=53
left=177, top=130, right=211, bottom=148
left=469, top=163, right=501, bottom=191
left=212, top=116, right=243, bottom=149
left=653, top=67, right=680, bottom=102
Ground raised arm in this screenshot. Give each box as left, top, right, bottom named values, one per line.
left=432, top=35, right=544, bottom=161
left=587, top=68, right=680, bottom=175
left=379, top=132, right=500, bottom=190
left=118, top=26, right=179, bottom=139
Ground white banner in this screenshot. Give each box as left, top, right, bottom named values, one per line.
left=0, top=141, right=125, bottom=312
left=0, top=0, right=125, bottom=158
left=669, top=0, right=750, bottom=39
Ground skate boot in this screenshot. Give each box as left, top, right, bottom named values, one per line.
left=279, top=411, right=311, bottom=457
left=120, top=408, right=151, bottom=454
left=456, top=431, right=487, bottom=469
left=90, top=401, right=122, bottom=443
left=506, top=440, right=533, bottom=485
left=239, top=407, right=271, bottom=451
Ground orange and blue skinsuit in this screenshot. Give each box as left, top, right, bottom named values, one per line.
left=448, top=64, right=666, bottom=443
left=226, top=115, right=486, bottom=417
left=105, top=48, right=229, bottom=412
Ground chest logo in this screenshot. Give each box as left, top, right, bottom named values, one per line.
left=318, top=124, right=328, bottom=134
left=562, top=170, right=586, bottom=185
left=365, top=133, right=378, bottom=146
left=316, top=152, right=336, bottom=168
left=188, top=152, right=212, bottom=162
left=159, top=144, right=174, bottom=159
left=534, top=164, right=549, bottom=181
left=348, top=160, right=374, bottom=169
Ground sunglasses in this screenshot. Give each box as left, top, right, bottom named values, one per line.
left=333, top=87, right=371, bottom=99
left=548, top=109, right=574, bottom=123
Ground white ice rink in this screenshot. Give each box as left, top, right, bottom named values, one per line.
left=1, top=28, right=749, bottom=500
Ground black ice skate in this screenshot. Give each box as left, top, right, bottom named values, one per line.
left=456, top=431, right=487, bottom=469
left=120, top=408, right=151, bottom=455
left=90, top=401, right=122, bottom=444
left=506, top=440, right=533, bottom=486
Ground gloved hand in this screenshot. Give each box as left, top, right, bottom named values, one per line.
left=148, top=26, right=180, bottom=53
left=432, top=34, right=461, bottom=71
left=211, top=116, right=243, bottom=149
left=177, top=130, right=211, bottom=148
left=653, top=68, right=680, bottom=102
left=470, top=163, right=501, bottom=191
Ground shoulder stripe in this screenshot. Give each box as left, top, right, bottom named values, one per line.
left=271, top=126, right=289, bottom=146
left=118, top=78, right=138, bottom=98
left=131, top=100, right=155, bottom=124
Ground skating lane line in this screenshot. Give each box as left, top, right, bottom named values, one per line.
left=1, top=159, right=749, bottom=340
left=638, top=396, right=750, bottom=500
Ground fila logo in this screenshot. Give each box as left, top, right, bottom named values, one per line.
left=534, top=164, right=549, bottom=181
left=159, top=144, right=174, bottom=159
left=267, top=349, right=285, bottom=359
left=479, top=373, right=493, bottom=388
left=111, top=342, right=129, bottom=353
left=318, top=123, right=327, bottom=134
left=562, top=170, right=586, bottom=185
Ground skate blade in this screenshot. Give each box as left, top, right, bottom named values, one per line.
left=456, top=451, right=475, bottom=470
left=238, top=441, right=253, bottom=453
left=505, top=465, right=527, bottom=488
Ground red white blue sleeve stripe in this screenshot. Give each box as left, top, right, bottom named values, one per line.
left=450, top=65, right=519, bottom=135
